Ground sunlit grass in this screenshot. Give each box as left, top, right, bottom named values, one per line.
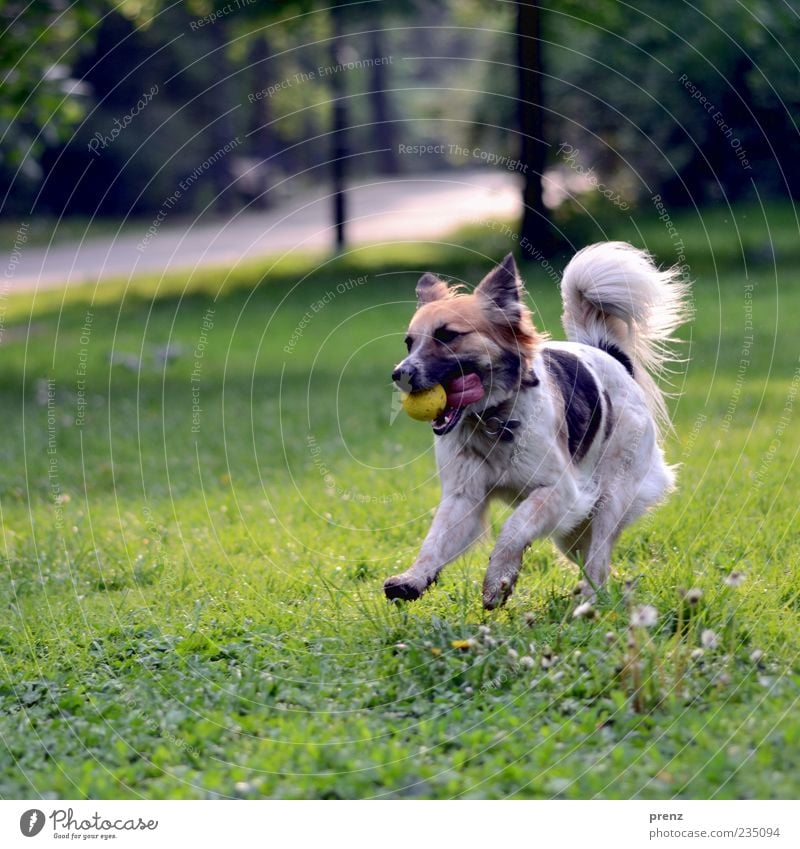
left=1, top=207, right=798, bottom=798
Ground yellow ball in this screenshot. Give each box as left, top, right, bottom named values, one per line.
left=401, top=384, right=447, bottom=421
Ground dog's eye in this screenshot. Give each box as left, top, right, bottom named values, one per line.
left=404, top=336, right=413, bottom=352
left=433, top=326, right=461, bottom=346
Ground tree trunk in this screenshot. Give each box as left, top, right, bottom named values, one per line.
left=208, top=19, right=236, bottom=215
left=330, top=0, right=348, bottom=251
left=517, top=1, right=550, bottom=255
left=367, top=25, right=398, bottom=174
left=247, top=34, right=276, bottom=210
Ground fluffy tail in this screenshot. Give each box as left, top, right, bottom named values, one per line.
left=560, top=241, right=691, bottom=436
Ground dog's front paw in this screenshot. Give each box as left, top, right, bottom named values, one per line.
left=482, top=575, right=513, bottom=610
left=383, top=572, right=428, bottom=601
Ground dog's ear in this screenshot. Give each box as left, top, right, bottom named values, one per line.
left=416, top=272, right=449, bottom=305
left=476, top=253, right=522, bottom=310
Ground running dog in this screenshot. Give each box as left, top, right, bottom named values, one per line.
left=386, top=243, right=690, bottom=609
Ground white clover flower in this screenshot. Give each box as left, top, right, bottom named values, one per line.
left=507, top=648, right=519, bottom=660
left=604, top=631, right=616, bottom=644
left=519, top=655, right=535, bottom=670
left=701, top=629, right=719, bottom=649
left=685, top=588, right=703, bottom=605
left=572, top=601, right=594, bottom=619
left=631, top=605, right=658, bottom=628
left=724, top=571, right=746, bottom=588
left=478, top=625, right=491, bottom=636
left=750, top=649, right=764, bottom=663
left=691, top=648, right=704, bottom=660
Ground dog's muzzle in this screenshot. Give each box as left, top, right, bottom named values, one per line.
left=392, top=361, right=421, bottom=392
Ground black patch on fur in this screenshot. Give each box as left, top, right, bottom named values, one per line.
left=415, top=355, right=471, bottom=389
left=603, top=389, right=614, bottom=440
left=542, top=349, right=603, bottom=461
left=597, top=341, right=634, bottom=376
left=496, top=348, right=522, bottom=389
left=523, top=368, right=539, bottom=388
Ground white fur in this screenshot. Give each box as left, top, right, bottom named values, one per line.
left=560, top=241, right=691, bottom=434
left=383, top=243, right=691, bottom=608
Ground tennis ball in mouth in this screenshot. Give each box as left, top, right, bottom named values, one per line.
left=401, top=384, right=447, bottom=421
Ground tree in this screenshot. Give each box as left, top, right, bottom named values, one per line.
left=516, top=0, right=551, bottom=254
left=366, top=21, right=397, bottom=175
left=330, top=0, right=348, bottom=250
left=0, top=0, right=104, bottom=212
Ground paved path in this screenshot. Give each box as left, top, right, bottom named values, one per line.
left=5, top=169, right=523, bottom=292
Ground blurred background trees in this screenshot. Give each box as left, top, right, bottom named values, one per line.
left=2, top=0, right=799, bottom=248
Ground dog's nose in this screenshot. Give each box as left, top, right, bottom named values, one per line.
left=392, top=363, right=417, bottom=387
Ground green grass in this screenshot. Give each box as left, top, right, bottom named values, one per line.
left=1, top=202, right=799, bottom=799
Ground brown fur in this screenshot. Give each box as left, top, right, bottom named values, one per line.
left=408, top=289, right=541, bottom=375
left=385, top=247, right=686, bottom=609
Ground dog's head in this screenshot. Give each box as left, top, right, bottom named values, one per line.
left=392, top=253, right=541, bottom=436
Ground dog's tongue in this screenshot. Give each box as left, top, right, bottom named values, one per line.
left=446, top=373, right=485, bottom=408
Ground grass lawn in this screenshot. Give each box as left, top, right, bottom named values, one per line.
left=1, top=202, right=798, bottom=799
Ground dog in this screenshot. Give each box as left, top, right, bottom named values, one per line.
left=386, top=243, right=690, bottom=609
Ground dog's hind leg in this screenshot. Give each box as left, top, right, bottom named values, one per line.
left=553, top=513, right=618, bottom=597
left=580, top=516, right=621, bottom=598
left=384, top=494, right=487, bottom=601
left=554, top=517, right=592, bottom=566
left=578, top=444, right=675, bottom=597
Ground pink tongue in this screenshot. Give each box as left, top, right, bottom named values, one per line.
left=446, top=373, right=485, bottom=408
